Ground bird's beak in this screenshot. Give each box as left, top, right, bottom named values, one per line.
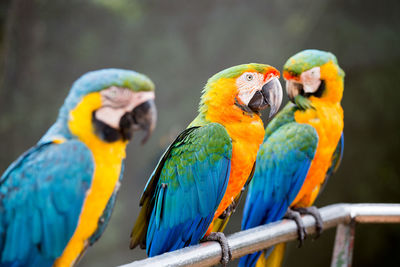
left=248, top=77, right=283, bottom=118
left=286, top=80, right=303, bottom=101
left=263, top=77, right=283, bottom=118
left=130, top=99, right=157, bottom=144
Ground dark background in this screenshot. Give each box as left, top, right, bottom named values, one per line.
left=0, top=0, right=399, bottom=266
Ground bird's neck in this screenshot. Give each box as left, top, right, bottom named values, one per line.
left=54, top=92, right=126, bottom=267
left=67, top=92, right=128, bottom=161
left=318, top=61, right=344, bottom=103
left=39, top=117, right=71, bottom=144
left=189, top=80, right=265, bottom=145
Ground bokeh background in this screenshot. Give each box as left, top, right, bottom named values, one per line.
left=0, top=0, right=399, bottom=266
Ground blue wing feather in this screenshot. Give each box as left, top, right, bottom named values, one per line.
left=240, top=122, right=318, bottom=267
left=0, top=140, right=94, bottom=267
left=130, top=123, right=232, bottom=256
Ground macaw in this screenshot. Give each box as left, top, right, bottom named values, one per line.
left=130, top=63, right=283, bottom=265
left=0, top=69, right=157, bottom=267
left=240, top=50, right=344, bottom=267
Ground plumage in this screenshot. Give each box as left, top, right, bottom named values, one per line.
left=242, top=106, right=318, bottom=229
left=0, top=141, right=93, bottom=266
left=239, top=104, right=318, bottom=267
left=240, top=50, right=345, bottom=267
left=0, top=69, right=156, bottom=266
left=132, top=124, right=232, bottom=256
left=130, top=64, right=283, bottom=258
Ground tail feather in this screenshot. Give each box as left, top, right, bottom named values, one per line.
left=210, top=188, right=246, bottom=234
left=239, top=243, right=286, bottom=267
left=210, top=216, right=230, bottom=233
left=259, top=243, right=286, bottom=267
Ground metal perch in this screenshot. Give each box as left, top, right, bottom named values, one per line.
left=120, top=203, right=400, bottom=267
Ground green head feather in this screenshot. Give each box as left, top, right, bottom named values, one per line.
left=191, top=63, right=278, bottom=127
left=283, top=49, right=344, bottom=77
left=207, top=63, right=275, bottom=84
left=40, top=68, right=155, bottom=143
left=62, top=68, right=154, bottom=115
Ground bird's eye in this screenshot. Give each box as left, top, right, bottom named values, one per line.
left=246, top=74, right=254, bottom=81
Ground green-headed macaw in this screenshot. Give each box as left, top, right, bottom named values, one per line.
left=240, top=50, right=344, bottom=267
left=0, top=69, right=156, bottom=267
left=130, top=63, right=283, bottom=265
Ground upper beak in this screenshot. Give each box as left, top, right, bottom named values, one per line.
left=130, top=99, right=157, bottom=144
left=286, top=80, right=303, bottom=101
left=263, top=77, right=283, bottom=118
left=248, top=77, right=283, bottom=118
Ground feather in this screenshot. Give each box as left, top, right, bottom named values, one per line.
left=131, top=123, right=232, bottom=256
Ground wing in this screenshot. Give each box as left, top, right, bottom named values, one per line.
left=211, top=162, right=256, bottom=233
left=240, top=122, right=318, bottom=267
left=0, top=140, right=94, bottom=266
left=130, top=123, right=232, bottom=256
left=318, top=132, right=344, bottom=196
left=242, top=123, right=318, bottom=230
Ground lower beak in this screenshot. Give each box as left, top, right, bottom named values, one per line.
left=130, top=99, right=157, bottom=144
left=248, top=77, right=283, bottom=118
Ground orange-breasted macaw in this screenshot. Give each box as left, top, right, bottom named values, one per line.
left=130, top=63, right=283, bottom=265
left=240, top=50, right=344, bottom=267
left=0, top=69, right=157, bottom=267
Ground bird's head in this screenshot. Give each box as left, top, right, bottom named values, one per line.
left=201, top=63, right=282, bottom=121
left=283, top=49, right=345, bottom=110
left=63, top=69, right=156, bottom=144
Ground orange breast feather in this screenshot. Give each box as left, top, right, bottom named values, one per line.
left=202, top=78, right=265, bottom=234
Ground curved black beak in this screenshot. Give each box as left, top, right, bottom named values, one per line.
left=248, top=77, right=283, bottom=118
left=130, top=99, right=157, bottom=144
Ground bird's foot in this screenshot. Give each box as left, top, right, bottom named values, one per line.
left=284, top=207, right=307, bottom=247
left=219, top=187, right=245, bottom=220
left=293, top=206, right=323, bottom=239
left=202, top=232, right=231, bottom=266
left=219, top=203, right=235, bottom=220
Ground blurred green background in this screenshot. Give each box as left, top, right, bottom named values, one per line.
left=0, top=0, right=399, bottom=266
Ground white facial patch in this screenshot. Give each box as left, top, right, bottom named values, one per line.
left=300, top=67, right=321, bottom=93
left=236, top=72, right=266, bottom=105
left=95, top=87, right=155, bottom=129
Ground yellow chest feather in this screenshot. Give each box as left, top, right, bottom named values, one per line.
left=291, top=97, right=343, bottom=207
left=54, top=93, right=127, bottom=267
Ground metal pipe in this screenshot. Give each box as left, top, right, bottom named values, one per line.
left=348, top=203, right=400, bottom=223
left=330, top=222, right=355, bottom=267
left=120, top=203, right=400, bottom=267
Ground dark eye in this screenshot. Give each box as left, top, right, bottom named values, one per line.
left=246, top=74, right=254, bottom=81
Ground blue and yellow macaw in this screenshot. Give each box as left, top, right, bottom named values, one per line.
left=130, top=64, right=283, bottom=265
left=0, top=69, right=156, bottom=267
left=240, top=50, right=344, bottom=267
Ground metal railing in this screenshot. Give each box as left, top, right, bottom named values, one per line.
left=120, top=203, right=400, bottom=267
